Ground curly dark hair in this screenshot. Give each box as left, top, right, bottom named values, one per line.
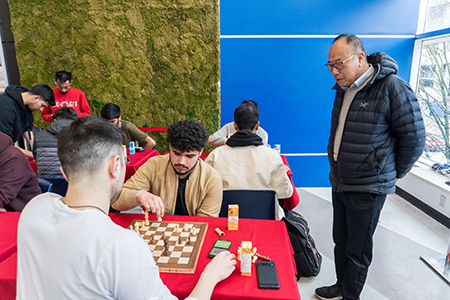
left=167, top=120, right=208, bottom=152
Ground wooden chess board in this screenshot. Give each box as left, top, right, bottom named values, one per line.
left=129, top=220, right=208, bottom=273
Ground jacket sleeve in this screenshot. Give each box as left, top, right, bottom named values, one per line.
left=78, top=91, right=91, bottom=117
left=41, top=106, right=55, bottom=122
left=390, top=80, right=426, bottom=179
left=196, top=170, right=223, bottom=217
left=271, top=157, right=294, bottom=199
left=112, top=162, right=153, bottom=211
left=0, top=154, right=33, bottom=208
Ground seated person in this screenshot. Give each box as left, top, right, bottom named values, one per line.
left=17, top=116, right=236, bottom=299
left=41, top=70, right=91, bottom=122
left=101, top=102, right=156, bottom=149
left=33, top=107, right=77, bottom=178
left=0, top=131, right=41, bottom=212
left=112, top=120, right=223, bottom=217
left=205, top=101, right=293, bottom=220
left=208, top=100, right=269, bottom=147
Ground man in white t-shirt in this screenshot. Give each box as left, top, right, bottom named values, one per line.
left=208, top=100, right=269, bottom=147
left=17, top=116, right=236, bottom=300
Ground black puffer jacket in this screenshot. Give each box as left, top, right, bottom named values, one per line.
left=33, top=119, right=73, bottom=178
left=327, top=52, right=425, bottom=194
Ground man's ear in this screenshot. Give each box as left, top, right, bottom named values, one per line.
left=234, top=122, right=239, bottom=131
left=109, top=155, right=121, bottom=179
left=253, top=121, right=259, bottom=133
left=60, top=166, right=68, bottom=181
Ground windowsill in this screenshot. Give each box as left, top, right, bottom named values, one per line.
left=401, top=160, right=450, bottom=193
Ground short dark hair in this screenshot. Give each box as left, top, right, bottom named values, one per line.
left=101, top=103, right=121, bottom=120
left=55, top=71, right=72, bottom=83
left=241, top=99, right=259, bottom=109
left=167, top=120, right=208, bottom=152
left=53, top=107, right=78, bottom=120
left=333, top=34, right=366, bottom=57
left=234, top=102, right=259, bottom=131
left=57, top=116, right=123, bottom=180
left=29, top=84, right=55, bottom=106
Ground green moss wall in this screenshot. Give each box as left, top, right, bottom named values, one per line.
left=8, top=0, right=220, bottom=153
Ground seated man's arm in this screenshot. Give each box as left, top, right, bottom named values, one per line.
left=112, top=163, right=164, bottom=218
left=143, top=136, right=156, bottom=149
left=271, top=157, right=294, bottom=199
left=195, top=170, right=223, bottom=217
left=208, top=123, right=232, bottom=147
left=188, top=251, right=237, bottom=300
left=0, top=152, right=35, bottom=209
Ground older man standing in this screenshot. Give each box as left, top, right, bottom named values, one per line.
left=315, top=34, right=425, bottom=300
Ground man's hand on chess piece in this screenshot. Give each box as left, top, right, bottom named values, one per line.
left=135, top=190, right=165, bottom=221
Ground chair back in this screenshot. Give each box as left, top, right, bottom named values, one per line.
left=219, top=190, right=276, bottom=220
left=37, top=178, right=53, bottom=193
left=46, top=178, right=69, bottom=196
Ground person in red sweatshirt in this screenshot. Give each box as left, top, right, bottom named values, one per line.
left=41, top=70, right=91, bottom=122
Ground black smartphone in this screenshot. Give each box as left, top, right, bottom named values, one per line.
left=256, top=261, right=280, bottom=289
left=208, top=239, right=232, bottom=258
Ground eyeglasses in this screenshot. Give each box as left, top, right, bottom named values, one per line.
left=56, top=84, right=70, bottom=91
left=324, top=53, right=357, bottom=71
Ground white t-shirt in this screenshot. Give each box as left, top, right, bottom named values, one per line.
left=208, top=122, right=269, bottom=147
left=17, top=193, right=180, bottom=300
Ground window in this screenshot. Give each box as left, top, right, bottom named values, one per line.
left=423, top=0, right=450, bottom=32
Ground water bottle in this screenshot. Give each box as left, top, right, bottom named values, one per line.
left=129, top=141, right=135, bottom=155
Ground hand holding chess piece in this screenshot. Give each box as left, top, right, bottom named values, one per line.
left=134, top=190, right=164, bottom=222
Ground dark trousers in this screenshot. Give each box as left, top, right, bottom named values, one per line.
left=332, top=191, right=386, bottom=300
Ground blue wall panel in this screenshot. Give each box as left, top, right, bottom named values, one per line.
left=221, top=0, right=421, bottom=35
left=285, top=156, right=330, bottom=188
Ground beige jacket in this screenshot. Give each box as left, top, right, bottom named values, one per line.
left=205, top=145, right=293, bottom=220
left=118, top=155, right=223, bottom=217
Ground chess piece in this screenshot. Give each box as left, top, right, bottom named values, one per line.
left=175, top=224, right=180, bottom=232
left=183, top=224, right=188, bottom=232
left=150, top=234, right=156, bottom=244
left=178, top=235, right=182, bottom=244
left=144, top=210, right=150, bottom=226
left=215, top=228, right=225, bottom=237
left=190, top=227, right=197, bottom=236
left=187, top=234, right=192, bottom=245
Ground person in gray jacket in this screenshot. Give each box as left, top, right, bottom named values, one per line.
left=315, top=34, right=425, bottom=300
left=33, top=107, right=77, bottom=178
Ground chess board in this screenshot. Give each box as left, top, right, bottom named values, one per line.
left=129, top=220, right=208, bottom=273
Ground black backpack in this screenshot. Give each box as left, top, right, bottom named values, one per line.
left=282, top=210, right=322, bottom=278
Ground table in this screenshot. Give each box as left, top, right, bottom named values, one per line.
left=111, top=213, right=300, bottom=300
left=0, top=212, right=20, bottom=263
left=125, top=149, right=160, bottom=181
left=0, top=212, right=300, bottom=300
left=280, top=155, right=300, bottom=210
left=28, top=149, right=160, bottom=182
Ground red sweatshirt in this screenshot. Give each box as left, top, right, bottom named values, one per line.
left=41, top=87, right=91, bottom=122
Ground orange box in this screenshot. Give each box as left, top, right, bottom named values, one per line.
left=240, top=241, right=252, bottom=276
left=228, top=204, right=239, bottom=230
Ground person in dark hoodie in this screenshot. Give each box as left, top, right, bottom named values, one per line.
left=0, top=131, right=41, bottom=211
left=204, top=101, right=292, bottom=220
left=315, top=34, right=425, bottom=300
left=33, top=106, right=78, bottom=178
left=0, top=84, right=55, bottom=158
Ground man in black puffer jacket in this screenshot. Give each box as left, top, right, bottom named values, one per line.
left=315, top=34, right=425, bottom=300
left=33, top=107, right=77, bottom=178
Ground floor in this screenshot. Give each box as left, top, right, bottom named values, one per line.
left=295, top=188, right=450, bottom=300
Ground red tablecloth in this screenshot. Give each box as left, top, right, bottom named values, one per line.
left=110, top=213, right=300, bottom=300
left=280, top=155, right=300, bottom=210
left=0, top=212, right=20, bottom=263
left=28, top=149, right=160, bottom=183
left=0, top=253, right=16, bottom=300
left=125, top=149, right=160, bottom=181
